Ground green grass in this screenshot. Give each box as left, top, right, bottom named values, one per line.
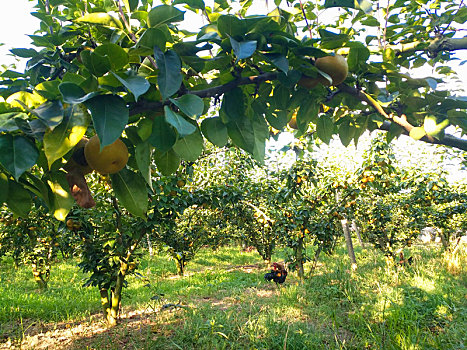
left=0, top=243, right=466, bottom=349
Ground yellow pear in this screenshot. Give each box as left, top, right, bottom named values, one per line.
left=315, top=54, right=348, bottom=86
left=84, top=135, right=129, bottom=174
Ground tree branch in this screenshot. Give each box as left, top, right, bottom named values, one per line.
left=338, top=84, right=467, bottom=151
left=129, top=72, right=278, bottom=116
left=129, top=72, right=467, bottom=151
left=378, top=121, right=467, bottom=151
left=336, top=36, right=467, bottom=56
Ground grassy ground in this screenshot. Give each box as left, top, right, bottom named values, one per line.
left=0, top=242, right=466, bottom=350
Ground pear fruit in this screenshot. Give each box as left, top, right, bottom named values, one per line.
left=315, top=54, right=348, bottom=86
left=84, top=135, right=129, bottom=174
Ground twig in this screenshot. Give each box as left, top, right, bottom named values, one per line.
left=298, top=0, right=312, bottom=39
left=116, top=0, right=158, bottom=70
left=441, top=0, right=464, bottom=36
left=283, top=324, right=290, bottom=350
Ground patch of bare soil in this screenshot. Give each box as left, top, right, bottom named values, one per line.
left=0, top=306, right=187, bottom=350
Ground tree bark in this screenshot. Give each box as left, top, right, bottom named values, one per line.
left=308, top=245, right=323, bottom=277
left=146, top=233, right=154, bottom=256
left=439, top=229, right=449, bottom=251
left=175, top=258, right=185, bottom=276
left=351, top=220, right=365, bottom=247
left=99, top=267, right=127, bottom=327
left=342, top=219, right=357, bottom=270
left=294, top=237, right=305, bottom=280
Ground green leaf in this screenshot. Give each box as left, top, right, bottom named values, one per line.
left=296, top=100, right=319, bottom=132
left=135, top=140, right=153, bottom=190
left=137, top=118, right=153, bottom=141
left=47, top=172, right=74, bottom=221
left=122, top=0, right=139, bottom=12
left=409, top=126, right=426, bottom=140
left=34, top=80, right=61, bottom=100
left=173, top=129, right=204, bottom=161
left=170, top=95, right=204, bottom=119
left=22, top=173, right=52, bottom=209
left=0, top=113, right=21, bottom=132
left=149, top=116, right=177, bottom=152
left=148, top=5, right=185, bottom=27
left=447, top=110, right=467, bottom=132
left=111, top=71, right=150, bottom=101
left=227, top=117, right=255, bottom=154
left=84, top=95, right=129, bottom=148
left=79, top=50, right=111, bottom=77
left=164, top=106, right=197, bottom=137
left=9, top=48, right=38, bottom=58
left=58, top=82, right=100, bottom=104
left=453, top=6, right=467, bottom=24
left=221, top=87, right=245, bottom=121
left=263, top=53, right=289, bottom=73
left=110, top=168, right=148, bottom=218
left=154, top=47, right=182, bottom=100
left=75, top=12, right=123, bottom=29
left=43, top=105, right=90, bottom=168
left=32, top=101, right=64, bottom=130
left=230, top=37, right=257, bottom=60
left=318, top=29, right=349, bottom=49
left=6, top=181, right=31, bottom=218
left=154, top=149, right=181, bottom=175
left=6, top=91, right=45, bottom=110
left=386, top=122, right=404, bottom=143
left=272, top=84, right=290, bottom=110
left=251, top=113, right=269, bottom=162
left=217, top=15, right=247, bottom=37
left=316, top=114, right=334, bottom=144
left=201, top=117, right=228, bottom=147
left=95, top=44, right=129, bottom=71
left=338, top=120, right=355, bottom=147
left=347, top=42, right=370, bottom=71
left=324, top=0, right=372, bottom=13
left=137, top=28, right=167, bottom=51
left=173, top=0, right=205, bottom=10
left=0, top=173, right=9, bottom=205
left=0, top=135, right=39, bottom=180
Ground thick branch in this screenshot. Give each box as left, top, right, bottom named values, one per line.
left=339, top=84, right=467, bottom=150
left=129, top=72, right=277, bottom=116
left=130, top=72, right=467, bottom=151
left=379, top=121, right=467, bottom=151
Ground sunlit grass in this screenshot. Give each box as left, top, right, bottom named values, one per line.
left=0, top=242, right=466, bottom=349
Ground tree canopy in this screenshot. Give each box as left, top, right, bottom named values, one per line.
left=0, top=0, right=466, bottom=218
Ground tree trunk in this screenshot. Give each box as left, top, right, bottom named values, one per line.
left=351, top=220, right=365, bottom=247
left=175, top=258, right=185, bottom=276
left=32, top=263, right=49, bottom=290
left=100, top=289, right=115, bottom=327
left=342, top=219, right=357, bottom=270
left=437, top=229, right=449, bottom=250
left=294, top=237, right=305, bottom=280
left=146, top=233, right=154, bottom=256
left=309, top=245, right=322, bottom=277
left=99, top=269, right=127, bottom=327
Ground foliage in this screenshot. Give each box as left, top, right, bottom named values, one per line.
left=0, top=205, right=59, bottom=289
left=0, top=0, right=465, bottom=218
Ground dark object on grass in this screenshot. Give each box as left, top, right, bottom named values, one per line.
left=264, top=262, right=288, bottom=285
left=399, top=252, right=414, bottom=266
